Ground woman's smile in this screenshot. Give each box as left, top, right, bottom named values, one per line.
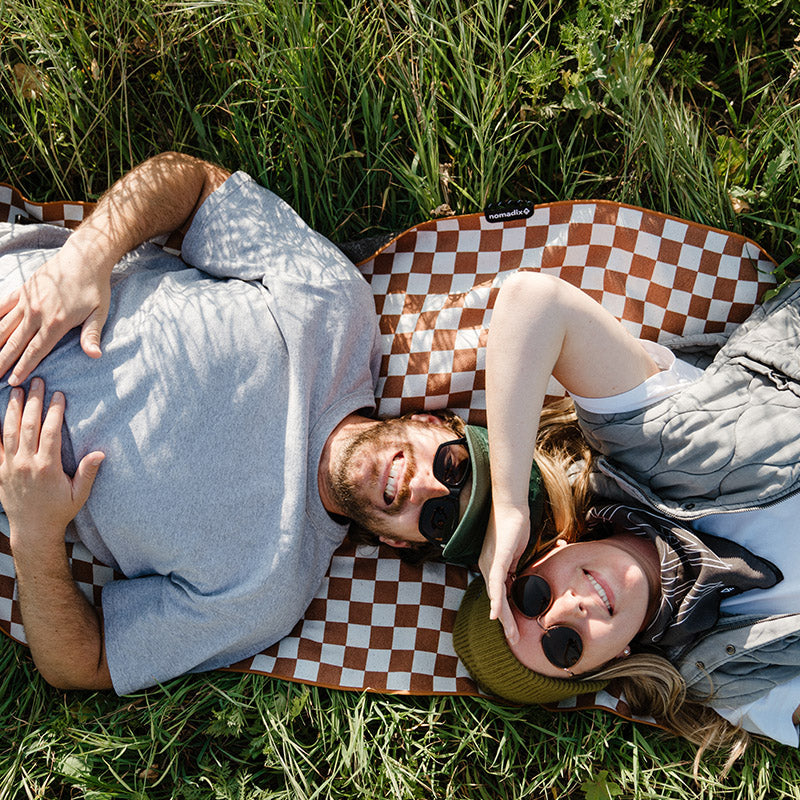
left=508, top=533, right=660, bottom=678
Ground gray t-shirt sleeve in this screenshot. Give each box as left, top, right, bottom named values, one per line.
left=181, top=171, right=359, bottom=286
left=102, top=572, right=309, bottom=694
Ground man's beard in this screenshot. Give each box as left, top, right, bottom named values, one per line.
left=328, top=417, right=422, bottom=540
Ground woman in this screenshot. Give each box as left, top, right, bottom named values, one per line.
left=457, top=270, right=800, bottom=756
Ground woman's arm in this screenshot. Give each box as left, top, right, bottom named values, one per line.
left=481, top=271, right=659, bottom=642
left=0, top=152, right=230, bottom=385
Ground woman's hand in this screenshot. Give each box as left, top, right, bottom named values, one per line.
left=0, top=248, right=111, bottom=386
left=478, top=502, right=530, bottom=646
left=0, top=378, right=104, bottom=542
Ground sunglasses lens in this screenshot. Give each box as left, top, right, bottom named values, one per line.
left=542, top=627, right=583, bottom=669
left=418, top=439, right=470, bottom=546
left=418, top=496, right=458, bottom=544
left=433, top=441, right=470, bottom=488
left=510, top=574, right=583, bottom=670
left=510, top=574, right=551, bottom=618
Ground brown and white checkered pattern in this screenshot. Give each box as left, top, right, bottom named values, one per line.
left=361, top=201, right=776, bottom=426
left=0, top=186, right=777, bottom=727
left=0, top=534, right=119, bottom=645
left=229, top=541, right=476, bottom=694
left=0, top=183, right=91, bottom=231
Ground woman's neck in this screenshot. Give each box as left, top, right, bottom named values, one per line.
left=608, top=532, right=662, bottom=632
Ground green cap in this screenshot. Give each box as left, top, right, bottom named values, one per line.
left=452, top=577, right=608, bottom=704
left=441, top=426, right=545, bottom=566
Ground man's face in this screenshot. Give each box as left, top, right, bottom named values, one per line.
left=328, top=415, right=472, bottom=545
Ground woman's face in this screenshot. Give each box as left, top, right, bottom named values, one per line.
left=508, top=533, right=659, bottom=678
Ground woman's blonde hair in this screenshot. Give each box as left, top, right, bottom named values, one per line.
left=527, top=398, right=596, bottom=556
left=533, top=398, right=751, bottom=773
left=593, top=655, right=749, bottom=775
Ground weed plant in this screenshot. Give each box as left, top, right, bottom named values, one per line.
left=2, top=0, right=800, bottom=797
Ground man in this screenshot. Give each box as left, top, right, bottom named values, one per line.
left=0, top=152, right=479, bottom=694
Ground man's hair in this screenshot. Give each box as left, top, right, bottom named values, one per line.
left=347, top=522, right=441, bottom=565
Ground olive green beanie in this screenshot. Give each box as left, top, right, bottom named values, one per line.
left=453, top=577, right=609, bottom=704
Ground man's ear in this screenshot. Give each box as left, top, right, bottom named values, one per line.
left=409, top=413, right=445, bottom=426
left=379, top=536, right=414, bottom=549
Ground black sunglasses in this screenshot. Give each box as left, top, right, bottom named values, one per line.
left=510, top=573, right=583, bottom=672
left=417, top=437, right=471, bottom=546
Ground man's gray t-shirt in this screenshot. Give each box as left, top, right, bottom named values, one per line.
left=0, top=172, right=381, bottom=693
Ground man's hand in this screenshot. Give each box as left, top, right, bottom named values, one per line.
left=0, top=251, right=111, bottom=386
left=478, top=502, right=530, bottom=646
left=1, top=378, right=111, bottom=690
left=0, top=151, right=229, bottom=386
left=0, top=378, right=104, bottom=538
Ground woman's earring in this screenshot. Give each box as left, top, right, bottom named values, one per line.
left=621, top=646, right=631, bottom=658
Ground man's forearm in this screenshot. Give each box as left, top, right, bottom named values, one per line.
left=12, top=530, right=112, bottom=690
left=64, top=151, right=231, bottom=278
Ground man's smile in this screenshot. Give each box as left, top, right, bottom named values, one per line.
left=324, top=413, right=465, bottom=544
left=383, top=452, right=405, bottom=505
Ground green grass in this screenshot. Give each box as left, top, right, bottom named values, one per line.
left=2, top=0, right=800, bottom=797
left=3, top=635, right=800, bottom=800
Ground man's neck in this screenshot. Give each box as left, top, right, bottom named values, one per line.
left=317, top=412, right=378, bottom=515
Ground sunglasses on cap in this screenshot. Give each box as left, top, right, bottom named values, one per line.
left=509, top=573, right=583, bottom=673
left=417, top=437, right=470, bottom=546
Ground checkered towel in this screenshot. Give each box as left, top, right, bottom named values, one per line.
left=0, top=183, right=776, bottom=726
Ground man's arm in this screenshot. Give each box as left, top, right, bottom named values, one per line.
left=0, top=152, right=230, bottom=385
left=1, top=380, right=109, bottom=689
left=12, top=521, right=112, bottom=690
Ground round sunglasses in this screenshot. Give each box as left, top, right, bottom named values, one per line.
left=509, top=573, right=583, bottom=672
left=417, top=437, right=470, bottom=546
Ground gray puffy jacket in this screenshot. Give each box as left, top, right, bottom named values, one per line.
left=574, top=280, right=800, bottom=708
